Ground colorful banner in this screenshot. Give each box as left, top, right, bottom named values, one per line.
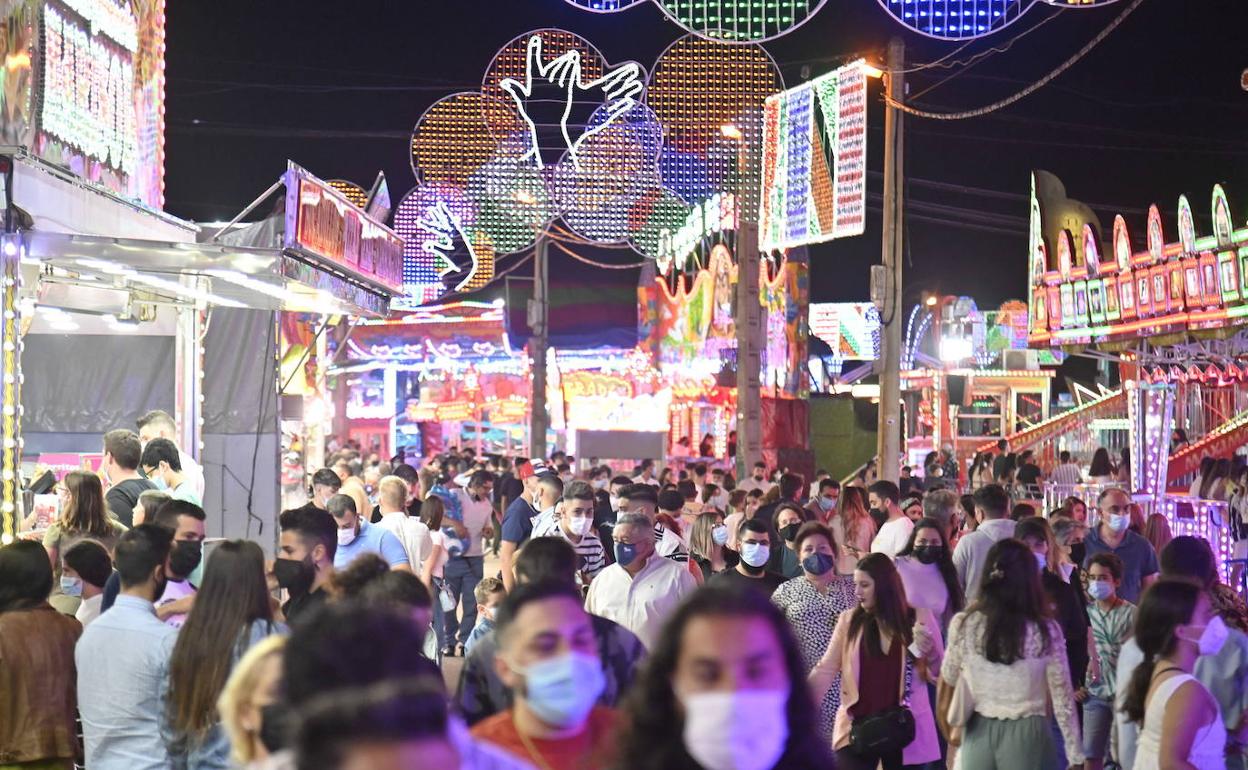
left=809, top=302, right=880, bottom=360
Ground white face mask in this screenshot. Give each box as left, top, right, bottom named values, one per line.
left=740, top=542, right=770, bottom=569
left=337, top=526, right=357, bottom=547
left=591, top=478, right=608, bottom=490
left=1106, top=513, right=1130, bottom=533
left=567, top=516, right=592, bottom=537
left=609, top=495, right=621, bottom=512
left=1184, top=615, right=1230, bottom=656
left=679, top=689, right=789, bottom=770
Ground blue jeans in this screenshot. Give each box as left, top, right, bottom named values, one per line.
left=443, top=555, right=483, bottom=646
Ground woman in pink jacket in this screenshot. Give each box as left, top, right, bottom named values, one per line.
left=809, top=552, right=944, bottom=770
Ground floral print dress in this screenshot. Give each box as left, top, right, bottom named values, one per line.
left=772, top=573, right=857, bottom=740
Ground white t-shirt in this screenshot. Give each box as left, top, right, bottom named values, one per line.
left=75, top=593, right=103, bottom=627
left=376, top=511, right=432, bottom=573
left=428, top=529, right=449, bottom=579
left=871, top=516, right=915, bottom=558
left=155, top=578, right=196, bottom=628
left=451, top=489, right=495, bottom=557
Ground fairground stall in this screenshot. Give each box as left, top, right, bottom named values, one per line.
left=0, top=1, right=401, bottom=544
left=1027, top=170, right=1248, bottom=583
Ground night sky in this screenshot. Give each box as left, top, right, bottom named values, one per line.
left=164, top=0, right=1248, bottom=311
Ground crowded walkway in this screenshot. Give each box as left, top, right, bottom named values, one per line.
left=2, top=436, right=1245, bottom=770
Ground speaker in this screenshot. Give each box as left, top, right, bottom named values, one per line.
left=947, top=375, right=967, bottom=407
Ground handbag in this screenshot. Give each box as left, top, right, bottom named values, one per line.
left=848, top=643, right=917, bottom=755
left=435, top=578, right=457, bottom=613
left=946, top=671, right=974, bottom=728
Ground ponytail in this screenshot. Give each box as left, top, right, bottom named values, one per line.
left=1119, top=580, right=1201, bottom=724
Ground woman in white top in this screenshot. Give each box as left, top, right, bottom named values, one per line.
left=937, top=539, right=1084, bottom=770
left=830, top=486, right=876, bottom=575
left=419, top=496, right=451, bottom=653
left=1121, top=580, right=1227, bottom=770
left=894, top=517, right=965, bottom=634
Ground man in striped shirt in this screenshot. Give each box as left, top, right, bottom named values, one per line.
left=550, top=481, right=608, bottom=585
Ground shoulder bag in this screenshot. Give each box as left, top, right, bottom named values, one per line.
left=848, top=643, right=917, bottom=755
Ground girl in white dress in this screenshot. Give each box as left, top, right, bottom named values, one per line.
left=1121, top=580, right=1227, bottom=770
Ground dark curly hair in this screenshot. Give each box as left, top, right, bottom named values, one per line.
left=613, top=585, right=834, bottom=770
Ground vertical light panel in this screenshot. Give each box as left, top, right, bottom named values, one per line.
left=759, top=60, right=868, bottom=251
left=1128, top=381, right=1174, bottom=499
left=0, top=235, right=20, bottom=542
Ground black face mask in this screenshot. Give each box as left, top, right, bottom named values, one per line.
left=1070, top=542, right=1087, bottom=568
left=869, top=507, right=886, bottom=520
left=258, top=702, right=293, bottom=754
left=169, top=540, right=202, bottom=579
left=273, top=556, right=315, bottom=595
left=779, top=523, right=801, bottom=542
left=913, top=545, right=944, bottom=565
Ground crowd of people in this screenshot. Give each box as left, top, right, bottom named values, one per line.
left=3, top=437, right=1247, bottom=770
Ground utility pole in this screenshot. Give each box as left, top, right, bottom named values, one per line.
left=734, top=129, right=763, bottom=482
left=528, top=233, right=549, bottom=460
left=876, top=37, right=905, bottom=484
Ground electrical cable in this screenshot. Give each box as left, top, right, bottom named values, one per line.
left=245, top=309, right=276, bottom=539
left=887, top=0, right=1147, bottom=121
left=551, top=240, right=647, bottom=269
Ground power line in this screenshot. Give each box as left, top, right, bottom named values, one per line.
left=888, top=0, right=1148, bottom=121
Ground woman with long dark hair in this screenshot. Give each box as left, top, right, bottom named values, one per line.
left=0, top=540, right=82, bottom=769
left=936, top=539, right=1083, bottom=769
left=895, top=517, right=965, bottom=633
left=1122, top=581, right=1225, bottom=770
left=1088, top=448, right=1115, bottom=485
left=165, top=540, right=285, bottom=767
left=772, top=522, right=857, bottom=741
left=614, top=584, right=834, bottom=770
left=830, top=485, right=876, bottom=576
left=809, top=553, right=943, bottom=770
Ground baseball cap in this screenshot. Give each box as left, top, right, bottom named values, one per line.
left=519, top=459, right=551, bottom=481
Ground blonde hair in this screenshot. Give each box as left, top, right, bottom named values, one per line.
left=339, top=478, right=371, bottom=522
left=217, top=635, right=286, bottom=765
left=377, top=475, right=408, bottom=511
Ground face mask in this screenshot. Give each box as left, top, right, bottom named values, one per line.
left=1087, top=580, right=1113, bottom=601
left=608, top=495, right=621, bottom=512
left=1184, top=615, right=1230, bottom=656
left=60, top=576, right=82, bottom=597
left=818, top=496, right=836, bottom=512
left=778, top=523, right=800, bottom=542
left=1060, top=562, right=1076, bottom=582
left=1106, top=513, right=1130, bottom=533
left=149, top=473, right=167, bottom=491
left=274, top=556, right=315, bottom=594
left=679, top=689, right=789, bottom=770
left=913, top=545, right=943, bottom=565
left=567, top=516, right=592, bottom=537
left=1070, top=542, right=1086, bottom=566
left=615, top=542, right=638, bottom=567
left=337, top=526, right=358, bottom=547
left=802, top=552, right=835, bottom=576
left=870, top=507, right=886, bottom=521
left=1034, top=552, right=1048, bottom=572
left=753, top=474, right=764, bottom=482
left=712, top=524, right=729, bottom=545
left=258, top=702, right=293, bottom=754
left=740, top=542, right=770, bottom=569
left=591, top=478, right=607, bottom=490
left=515, top=651, right=605, bottom=729
left=169, top=540, right=203, bottom=578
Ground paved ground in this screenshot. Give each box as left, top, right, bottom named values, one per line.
left=439, top=548, right=501, bottom=691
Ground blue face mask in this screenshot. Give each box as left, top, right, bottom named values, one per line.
left=711, top=524, right=729, bottom=546
left=60, top=576, right=82, bottom=597
left=1087, top=580, right=1113, bottom=601
left=801, top=552, right=836, bottom=576
left=517, top=652, right=606, bottom=729
left=147, top=469, right=167, bottom=491
left=818, top=496, right=836, bottom=512
left=615, top=542, right=638, bottom=567
left=740, top=542, right=770, bottom=569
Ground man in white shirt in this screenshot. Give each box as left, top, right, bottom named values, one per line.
left=585, top=512, right=697, bottom=649
left=1049, top=450, right=1084, bottom=487
left=952, top=483, right=1016, bottom=601
left=136, top=410, right=205, bottom=502
left=631, top=459, right=660, bottom=487
left=869, top=480, right=914, bottom=557
left=375, top=475, right=431, bottom=573
left=737, top=461, right=774, bottom=494
left=445, top=470, right=496, bottom=653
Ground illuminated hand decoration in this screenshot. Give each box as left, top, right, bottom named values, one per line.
left=499, top=35, right=643, bottom=171
left=415, top=201, right=482, bottom=292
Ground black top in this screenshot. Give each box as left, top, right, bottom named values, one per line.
left=1016, top=463, right=1043, bottom=486
left=992, top=453, right=1012, bottom=481
left=105, top=478, right=156, bottom=528
left=283, top=587, right=330, bottom=626
left=709, top=567, right=785, bottom=595
left=1042, top=569, right=1090, bottom=688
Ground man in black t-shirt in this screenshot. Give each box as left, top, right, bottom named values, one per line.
left=990, top=438, right=1011, bottom=481
left=1015, top=449, right=1043, bottom=496
left=709, top=518, right=785, bottom=594
left=101, top=429, right=155, bottom=527
left=276, top=504, right=337, bottom=626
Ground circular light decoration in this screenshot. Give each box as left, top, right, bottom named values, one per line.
left=875, top=0, right=1121, bottom=41
left=465, top=152, right=554, bottom=254
left=649, top=35, right=780, bottom=214
left=393, top=184, right=496, bottom=304
left=563, top=0, right=646, bottom=9
left=411, top=92, right=528, bottom=189
left=629, top=187, right=694, bottom=265
left=653, top=0, right=829, bottom=42
left=327, top=180, right=368, bottom=208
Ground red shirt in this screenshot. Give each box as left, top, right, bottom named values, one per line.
left=471, top=706, right=618, bottom=770
left=851, top=635, right=902, bottom=718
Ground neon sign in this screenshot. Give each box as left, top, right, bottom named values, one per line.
left=760, top=60, right=868, bottom=251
